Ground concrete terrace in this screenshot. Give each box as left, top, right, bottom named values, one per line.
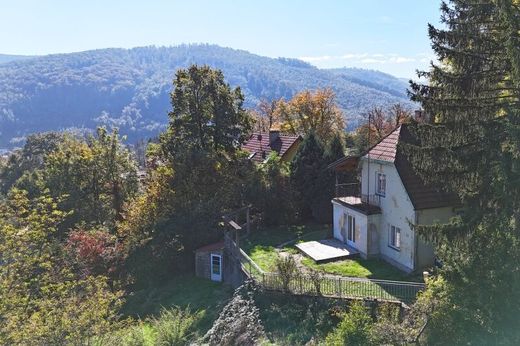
left=295, top=239, right=359, bottom=263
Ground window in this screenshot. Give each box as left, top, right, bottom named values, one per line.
left=389, top=225, right=401, bottom=250
left=376, top=172, right=386, bottom=196
left=347, top=215, right=356, bottom=243
left=211, top=255, right=221, bottom=275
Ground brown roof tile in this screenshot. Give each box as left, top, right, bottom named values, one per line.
left=242, top=132, right=301, bottom=163
left=195, top=240, right=225, bottom=253
left=366, top=126, right=401, bottom=162
left=365, top=125, right=460, bottom=210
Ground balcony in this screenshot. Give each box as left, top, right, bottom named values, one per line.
left=334, top=183, right=381, bottom=215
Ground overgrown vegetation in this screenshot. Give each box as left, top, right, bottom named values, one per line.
left=2, top=4, right=519, bottom=340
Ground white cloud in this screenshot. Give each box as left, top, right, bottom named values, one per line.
left=299, top=53, right=419, bottom=65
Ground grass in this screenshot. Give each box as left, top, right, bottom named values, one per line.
left=301, top=257, right=423, bottom=282
left=241, top=224, right=330, bottom=272
left=242, top=223, right=420, bottom=282
left=122, top=275, right=233, bottom=336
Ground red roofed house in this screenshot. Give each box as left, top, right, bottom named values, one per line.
left=329, top=124, right=459, bottom=272
left=242, top=128, right=302, bottom=163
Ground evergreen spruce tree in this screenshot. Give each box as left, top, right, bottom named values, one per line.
left=291, top=132, right=328, bottom=221
left=406, top=1, right=520, bottom=344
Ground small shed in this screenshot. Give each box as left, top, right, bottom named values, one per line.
left=195, top=241, right=225, bottom=282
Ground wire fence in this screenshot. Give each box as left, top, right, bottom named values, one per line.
left=240, top=251, right=424, bottom=304
left=229, top=234, right=426, bottom=304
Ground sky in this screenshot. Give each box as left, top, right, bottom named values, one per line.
left=0, top=0, right=443, bottom=78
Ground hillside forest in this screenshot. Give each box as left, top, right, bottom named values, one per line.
left=0, top=44, right=412, bottom=148
left=1, top=1, right=520, bottom=345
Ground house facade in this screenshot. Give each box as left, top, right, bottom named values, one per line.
left=330, top=125, right=459, bottom=272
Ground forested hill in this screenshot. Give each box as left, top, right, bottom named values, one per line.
left=0, top=44, right=413, bottom=147
left=0, top=54, right=36, bottom=65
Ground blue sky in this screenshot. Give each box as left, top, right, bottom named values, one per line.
left=1, top=0, right=442, bottom=78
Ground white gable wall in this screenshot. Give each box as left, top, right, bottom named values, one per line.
left=332, top=201, right=368, bottom=255
left=360, top=158, right=417, bottom=272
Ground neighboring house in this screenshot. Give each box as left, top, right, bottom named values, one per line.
left=242, top=129, right=302, bottom=163
left=329, top=124, right=459, bottom=273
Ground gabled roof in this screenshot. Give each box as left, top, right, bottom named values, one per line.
left=365, top=126, right=401, bottom=162
left=195, top=240, right=225, bottom=253
left=242, top=132, right=301, bottom=163
left=331, top=124, right=459, bottom=210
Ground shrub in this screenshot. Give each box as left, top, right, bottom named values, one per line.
left=152, top=307, right=201, bottom=346
left=325, top=301, right=374, bottom=346
left=275, top=255, right=298, bottom=292
left=96, top=322, right=148, bottom=346
left=308, top=269, right=325, bottom=295
left=65, top=229, right=124, bottom=278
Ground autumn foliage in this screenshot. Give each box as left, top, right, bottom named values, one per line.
left=66, top=229, right=124, bottom=278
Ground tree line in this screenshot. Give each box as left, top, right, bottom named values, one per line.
left=0, top=63, right=354, bottom=343
left=2, top=0, right=518, bottom=342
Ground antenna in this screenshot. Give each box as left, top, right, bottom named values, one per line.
left=367, top=111, right=371, bottom=203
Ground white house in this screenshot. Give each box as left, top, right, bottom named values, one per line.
left=330, top=125, right=459, bottom=272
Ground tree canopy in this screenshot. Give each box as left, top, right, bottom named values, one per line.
left=161, top=65, right=252, bottom=155
left=405, top=1, right=520, bottom=343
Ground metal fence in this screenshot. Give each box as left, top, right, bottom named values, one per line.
left=238, top=250, right=425, bottom=304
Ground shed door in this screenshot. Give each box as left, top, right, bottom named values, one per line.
left=210, top=254, right=222, bottom=282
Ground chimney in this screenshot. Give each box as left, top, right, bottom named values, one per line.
left=269, top=129, right=280, bottom=144
left=414, top=110, right=430, bottom=123
left=269, top=124, right=281, bottom=144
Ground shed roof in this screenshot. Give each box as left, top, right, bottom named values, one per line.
left=195, top=240, right=225, bottom=253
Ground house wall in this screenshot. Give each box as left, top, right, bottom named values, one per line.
left=281, top=138, right=302, bottom=163
left=332, top=201, right=368, bottom=257
left=415, top=206, right=455, bottom=269
left=360, top=158, right=416, bottom=272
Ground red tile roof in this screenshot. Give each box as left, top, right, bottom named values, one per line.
left=242, top=132, right=301, bottom=163
left=365, top=125, right=460, bottom=210
left=195, top=240, right=225, bottom=253
left=366, top=126, right=401, bottom=162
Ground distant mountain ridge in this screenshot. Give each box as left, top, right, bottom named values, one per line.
left=0, top=54, right=36, bottom=65
left=0, top=44, right=414, bottom=147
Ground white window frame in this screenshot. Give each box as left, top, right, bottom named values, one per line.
left=376, top=172, right=386, bottom=197
left=210, top=254, right=222, bottom=282
left=389, top=225, right=401, bottom=250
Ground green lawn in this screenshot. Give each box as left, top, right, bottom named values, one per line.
left=122, top=275, right=233, bottom=335
left=241, top=224, right=420, bottom=282
left=241, top=224, right=330, bottom=271
left=301, top=257, right=423, bottom=282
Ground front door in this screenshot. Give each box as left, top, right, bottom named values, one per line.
left=210, top=254, right=222, bottom=282
left=347, top=215, right=356, bottom=247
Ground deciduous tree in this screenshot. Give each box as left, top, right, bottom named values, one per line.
left=276, top=88, right=345, bottom=143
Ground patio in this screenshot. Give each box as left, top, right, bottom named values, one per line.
left=295, top=238, right=359, bottom=263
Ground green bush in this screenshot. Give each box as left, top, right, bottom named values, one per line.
left=152, top=307, right=201, bottom=346
left=325, top=301, right=374, bottom=346
left=96, top=323, right=149, bottom=346
left=275, top=256, right=298, bottom=292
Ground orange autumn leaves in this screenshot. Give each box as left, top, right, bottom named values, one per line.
left=252, top=88, right=345, bottom=143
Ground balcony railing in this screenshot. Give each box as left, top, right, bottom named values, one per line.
left=335, top=183, right=381, bottom=207
left=335, top=182, right=360, bottom=197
